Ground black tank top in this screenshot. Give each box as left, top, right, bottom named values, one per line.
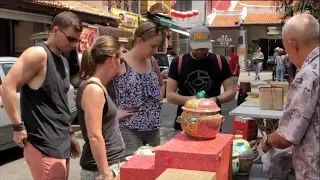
left=76, top=80, right=125, bottom=171
left=21, top=42, right=71, bottom=159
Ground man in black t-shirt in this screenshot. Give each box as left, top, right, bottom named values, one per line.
left=166, top=26, right=237, bottom=131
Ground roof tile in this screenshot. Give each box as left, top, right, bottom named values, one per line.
left=238, top=1, right=277, bottom=7
left=211, top=15, right=239, bottom=27
left=27, top=0, right=119, bottom=19
left=243, top=13, right=284, bottom=24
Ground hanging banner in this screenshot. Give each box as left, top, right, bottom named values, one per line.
left=111, top=8, right=139, bottom=32
left=76, top=26, right=99, bottom=53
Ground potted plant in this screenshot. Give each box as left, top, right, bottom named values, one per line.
left=246, top=41, right=256, bottom=70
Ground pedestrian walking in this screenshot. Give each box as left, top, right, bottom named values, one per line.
left=166, top=25, right=236, bottom=133
left=77, top=36, right=128, bottom=180
left=227, top=47, right=240, bottom=87
left=112, top=21, right=165, bottom=156
left=252, top=47, right=264, bottom=80
left=1, top=11, right=82, bottom=180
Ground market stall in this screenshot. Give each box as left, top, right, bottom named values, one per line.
left=229, top=82, right=295, bottom=179
left=118, top=91, right=256, bottom=179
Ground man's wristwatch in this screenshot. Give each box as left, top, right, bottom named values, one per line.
left=13, top=122, right=25, bottom=131
left=215, top=96, right=220, bottom=104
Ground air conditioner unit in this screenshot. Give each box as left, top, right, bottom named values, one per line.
left=267, top=26, right=282, bottom=35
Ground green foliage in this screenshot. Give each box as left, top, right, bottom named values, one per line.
left=247, top=41, right=256, bottom=54
left=273, top=0, right=320, bottom=20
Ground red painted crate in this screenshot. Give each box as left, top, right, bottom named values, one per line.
left=155, top=133, right=234, bottom=180
left=120, top=155, right=155, bottom=180
left=232, top=117, right=258, bottom=141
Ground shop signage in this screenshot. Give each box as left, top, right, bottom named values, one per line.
left=111, top=8, right=139, bottom=32
left=217, top=35, right=232, bottom=46
left=267, top=26, right=282, bottom=35
left=77, top=26, right=99, bottom=53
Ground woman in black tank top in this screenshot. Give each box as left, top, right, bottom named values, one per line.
left=76, top=36, right=129, bottom=180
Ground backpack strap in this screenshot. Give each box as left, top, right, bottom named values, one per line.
left=216, top=54, right=222, bottom=72
left=178, top=55, right=183, bottom=75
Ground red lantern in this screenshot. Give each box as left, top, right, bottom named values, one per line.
left=186, top=11, right=194, bottom=19
left=175, top=11, right=183, bottom=19
left=170, top=0, right=176, bottom=8
left=192, top=10, right=199, bottom=16
left=170, top=9, right=177, bottom=17
left=181, top=12, right=188, bottom=19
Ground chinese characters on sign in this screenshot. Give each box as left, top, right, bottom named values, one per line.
left=217, top=35, right=232, bottom=45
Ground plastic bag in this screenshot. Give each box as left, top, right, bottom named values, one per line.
left=134, top=144, right=155, bottom=156
left=258, top=144, right=295, bottom=179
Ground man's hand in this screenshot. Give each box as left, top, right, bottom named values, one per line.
left=210, top=97, right=217, bottom=102
left=233, top=72, right=237, bottom=76
left=13, top=130, right=27, bottom=148
left=260, top=136, right=272, bottom=153
left=102, top=173, right=114, bottom=180
left=70, top=134, right=81, bottom=158
left=117, top=108, right=137, bottom=121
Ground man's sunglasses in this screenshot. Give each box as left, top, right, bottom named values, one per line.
left=58, top=27, right=80, bottom=43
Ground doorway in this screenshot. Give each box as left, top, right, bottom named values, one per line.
left=259, top=39, right=269, bottom=70
left=268, top=39, right=283, bottom=56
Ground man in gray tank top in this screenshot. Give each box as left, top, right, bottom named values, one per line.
left=1, top=11, right=83, bottom=180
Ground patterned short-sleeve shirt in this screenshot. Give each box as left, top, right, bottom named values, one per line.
left=277, top=47, right=320, bottom=179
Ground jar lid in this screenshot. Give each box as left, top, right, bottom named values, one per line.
left=182, top=91, right=221, bottom=113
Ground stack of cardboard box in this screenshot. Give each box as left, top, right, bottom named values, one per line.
left=258, top=82, right=289, bottom=110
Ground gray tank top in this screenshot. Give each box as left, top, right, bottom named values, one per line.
left=21, top=42, right=71, bottom=159
left=76, top=80, right=125, bottom=171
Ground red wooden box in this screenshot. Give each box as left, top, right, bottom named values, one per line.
left=232, top=117, right=257, bottom=141
left=120, top=155, right=155, bottom=180
left=154, top=133, right=234, bottom=180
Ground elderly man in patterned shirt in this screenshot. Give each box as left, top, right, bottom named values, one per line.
left=261, top=13, right=319, bottom=179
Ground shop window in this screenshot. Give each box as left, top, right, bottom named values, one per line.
left=124, top=0, right=129, bottom=11
left=108, top=0, right=113, bottom=12
left=239, top=36, right=244, bottom=45
left=131, top=0, right=137, bottom=13
left=117, top=0, right=121, bottom=9
left=173, top=0, right=192, bottom=11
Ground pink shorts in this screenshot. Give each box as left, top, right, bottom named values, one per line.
left=24, top=142, right=69, bottom=180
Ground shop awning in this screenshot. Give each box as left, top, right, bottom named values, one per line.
left=169, top=28, right=189, bottom=36
left=27, top=31, right=50, bottom=40
left=154, top=14, right=179, bottom=29
left=93, top=24, right=133, bottom=38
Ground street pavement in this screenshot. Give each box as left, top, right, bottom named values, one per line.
left=0, top=71, right=274, bottom=180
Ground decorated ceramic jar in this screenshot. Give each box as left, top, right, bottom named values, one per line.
left=233, top=141, right=254, bottom=175
left=233, top=135, right=251, bottom=149
left=177, top=91, right=223, bottom=140
left=232, top=152, right=240, bottom=176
